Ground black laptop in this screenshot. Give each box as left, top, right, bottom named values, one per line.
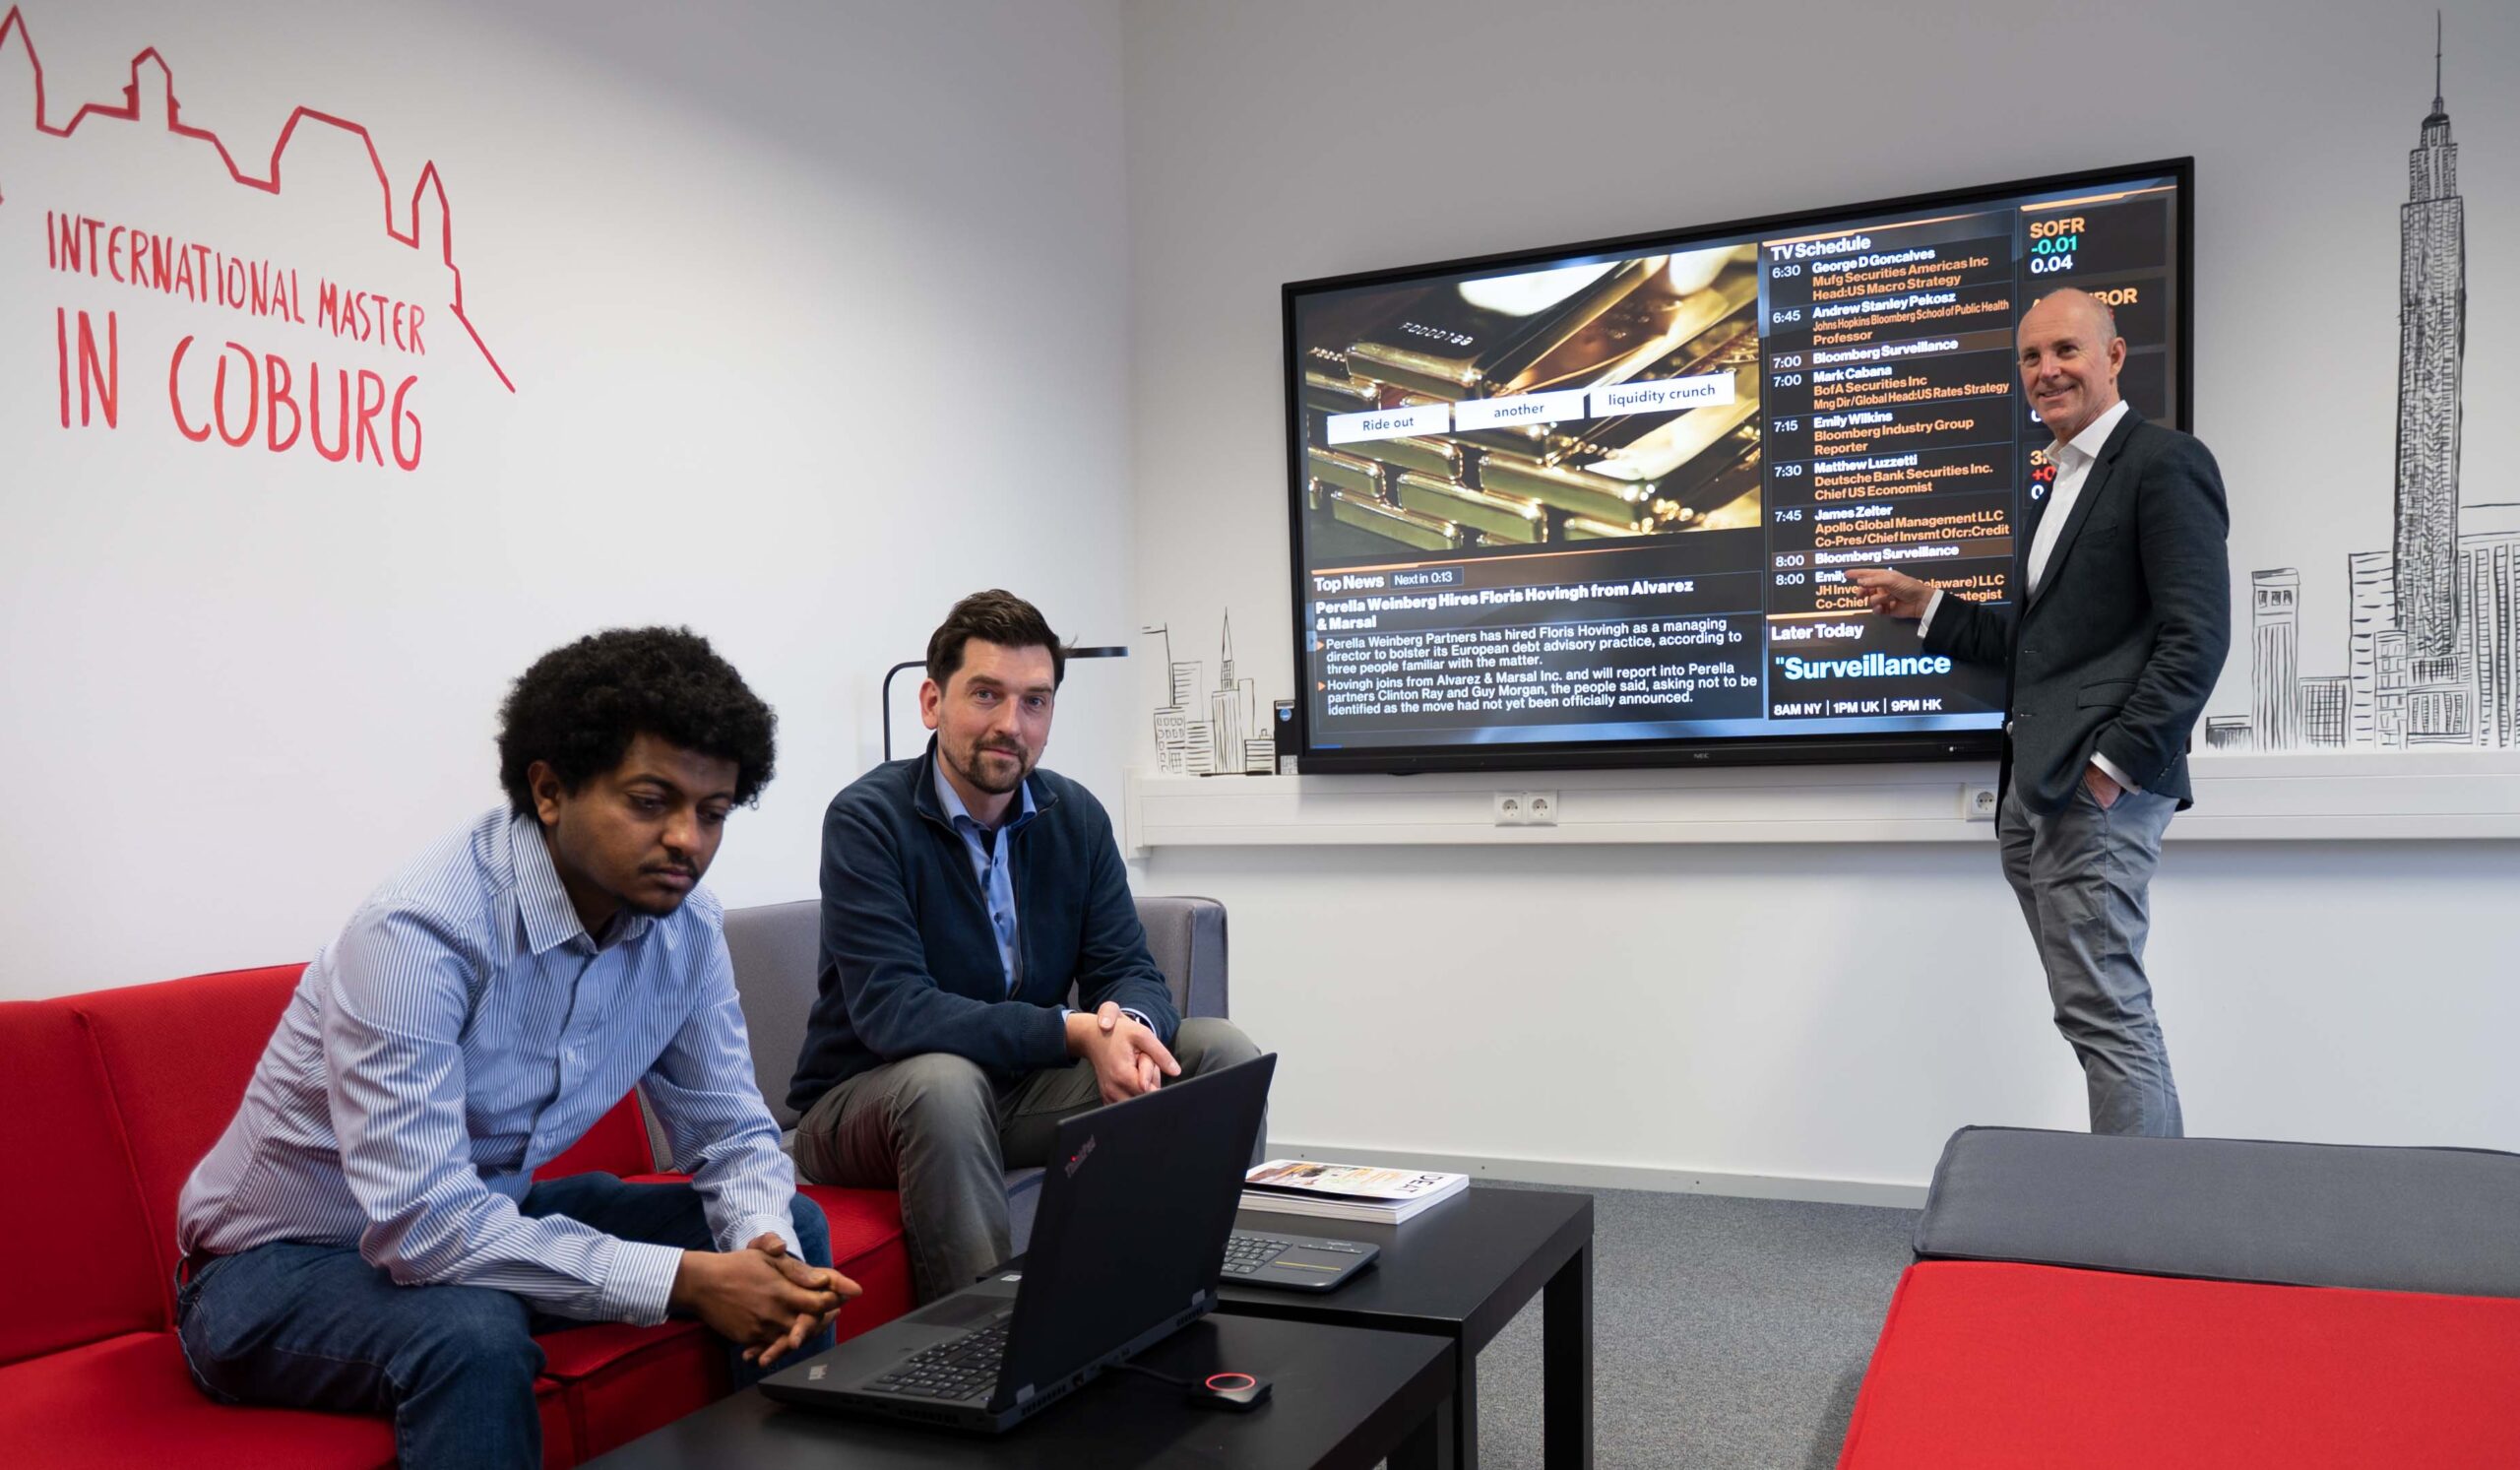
left=760, top=1053, right=1276, bottom=1433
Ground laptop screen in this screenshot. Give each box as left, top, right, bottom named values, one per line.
left=992, top=1054, right=1275, bottom=1404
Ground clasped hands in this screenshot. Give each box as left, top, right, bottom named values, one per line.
left=1065, top=999, right=1180, bottom=1104
left=669, top=1234, right=861, bottom=1370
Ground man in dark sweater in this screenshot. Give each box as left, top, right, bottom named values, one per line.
left=789, top=590, right=1261, bottom=1302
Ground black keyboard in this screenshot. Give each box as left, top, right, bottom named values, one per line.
left=1219, top=1228, right=1377, bottom=1290
left=1221, top=1231, right=1293, bottom=1276
left=869, top=1317, right=1009, bottom=1401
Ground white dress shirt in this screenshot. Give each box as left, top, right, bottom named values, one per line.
left=1920, top=398, right=2137, bottom=791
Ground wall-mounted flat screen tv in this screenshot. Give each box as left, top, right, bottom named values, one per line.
left=1286, top=159, right=2191, bottom=774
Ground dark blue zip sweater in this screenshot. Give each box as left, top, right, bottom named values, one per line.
left=787, top=742, right=1179, bottom=1115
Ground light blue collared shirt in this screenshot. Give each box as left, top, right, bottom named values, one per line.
left=930, top=760, right=1150, bottom=1031
left=177, top=809, right=802, bottom=1325
left=932, top=760, right=1037, bottom=996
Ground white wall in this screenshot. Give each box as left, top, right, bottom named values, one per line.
left=12, top=0, right=2517, bottom=1196
left=1123, top=0, right=2520, bottom=1190
left=0, top=0, right=1132, bottom=998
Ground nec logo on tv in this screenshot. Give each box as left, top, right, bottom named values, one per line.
left=1064, top=1136, right=1098, bottom=1177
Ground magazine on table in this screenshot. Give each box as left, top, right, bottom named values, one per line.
left=1240, top=1159, right=1469, bottom=1223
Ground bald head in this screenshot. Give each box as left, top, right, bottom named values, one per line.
left=2017, top=288, right=2126, bottom=444
left=2027, top=288, right=2118, bottom=345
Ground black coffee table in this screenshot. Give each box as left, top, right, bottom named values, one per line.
left=1220, top=1185, right=1595, bottom=1470
left=582, top=1312, right=1456, bottom=1470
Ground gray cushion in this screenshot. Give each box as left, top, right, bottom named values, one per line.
left=1125, top=893, right=1228, bottom=1019
left=1917, top=1125, right=2520, bottom=1300
left=668, top=895, right=1229, bottom=1182
left=723, top=899, right=823, bottom=1131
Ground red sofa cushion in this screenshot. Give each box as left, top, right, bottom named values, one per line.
left=71, top=965, right=304, bottom=1310
left=1838, top=1260, right=2520, bottom=1469
left=536, top=1093, right=658, bottom=1181
left=0, top=1330, right=394, bottom=1469
left=0, top=1001, right=167, bottom=1364
left=795, top=1183, right=916, bottom=1341
left=524, top=1182, right=912, bottom=1457
left=536, top=1321, right=726, bottom=1460
left=0, top=1330, right=586, bottom=1470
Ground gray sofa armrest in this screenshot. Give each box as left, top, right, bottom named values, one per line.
left=1125, top=894, right=1228, bottom=1020
left=721, top=898, right=824, bottom=1133
left=1917, top=1124, right=2520, bottom=1300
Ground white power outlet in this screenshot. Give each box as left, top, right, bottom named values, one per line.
left=1961, top=784, right=1999, bottom=820
left=1493, top=791, right=1560, bottom=826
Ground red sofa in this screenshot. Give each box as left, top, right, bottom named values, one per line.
left=1836, top=1126, right=2520, bottom=1468
left=1840, top=1259, right=2520, bottom=1467
left=0, top=963, right=915, bottom=1469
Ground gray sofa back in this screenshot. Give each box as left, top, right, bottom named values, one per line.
left=1917, top=1125, right=2520, bottom=1300
left=719, top=893, right=1230, bottom=1131
left=720, top=899, right=822, bottom=1131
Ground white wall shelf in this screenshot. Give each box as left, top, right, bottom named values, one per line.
left=1125, top=752, right=2520, bottom=850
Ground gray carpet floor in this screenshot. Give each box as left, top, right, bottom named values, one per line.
left=1464, top=1182, right=1919, bottom=1470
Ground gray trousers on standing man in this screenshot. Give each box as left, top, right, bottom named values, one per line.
left=1996, top=781, right=2182, bottom=1136
left=795, top=1017, right=1263, bottom=1303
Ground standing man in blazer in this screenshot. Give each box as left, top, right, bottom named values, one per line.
left=1849, top=288, right=2231, bottom=1136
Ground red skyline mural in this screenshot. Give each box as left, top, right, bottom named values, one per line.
left=0, top=4, right=514, bottom=391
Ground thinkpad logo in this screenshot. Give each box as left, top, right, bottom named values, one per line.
left=1064, top=1135, right=1098, bottom=1177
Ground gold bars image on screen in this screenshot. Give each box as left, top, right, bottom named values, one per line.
left=1303, top=245, right=1765, bottom=556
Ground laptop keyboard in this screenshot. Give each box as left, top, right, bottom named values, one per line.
left=869, top=1316, right=1010, bottom=1401
left=864, top=1229, right=1349, bottom=1400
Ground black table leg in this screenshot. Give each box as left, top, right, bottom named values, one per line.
left=1442, top=1344, right=1479, bottom=1470
left=1542, top=1239, right=1593, bottom=1469
left=1390, top=1393, right=1449, bottom=1470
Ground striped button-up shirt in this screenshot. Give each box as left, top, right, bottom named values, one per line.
left=176, top=808, right=801, bottom=1325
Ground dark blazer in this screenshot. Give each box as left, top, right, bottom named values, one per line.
left=1922, top=407, right=2231, bottom=814
left=787, top=741, right=1181, bottom=1114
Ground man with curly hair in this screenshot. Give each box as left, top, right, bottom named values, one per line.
left=175, top=627, right=854, bottom=1469
left=789, top=591, right=1262, bottom=1303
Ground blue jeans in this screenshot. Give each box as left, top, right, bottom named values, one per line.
left=175, top=1176, right=833, bottom=1470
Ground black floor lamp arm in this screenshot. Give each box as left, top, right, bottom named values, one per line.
left=879, top=646, right=1127, bottom=765
left=879, top=660, right=925, bottom=763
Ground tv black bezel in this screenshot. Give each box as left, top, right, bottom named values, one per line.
left=1282, top=156, right=2195, bottom=777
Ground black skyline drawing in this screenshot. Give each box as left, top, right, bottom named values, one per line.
left=2219, top=20, right=2500, bottom=753
left=1147, top=612, right=1273, bottom=775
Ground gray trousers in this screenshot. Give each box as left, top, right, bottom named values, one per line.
left=1996, top=779, right=2183, bottom=1137
left=793, top=1016, right=1263, bottom=1303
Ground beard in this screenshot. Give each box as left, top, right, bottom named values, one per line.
left=619, top=868, right=700, bottom=919
left=951, top=738, right=1033, bottom=796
